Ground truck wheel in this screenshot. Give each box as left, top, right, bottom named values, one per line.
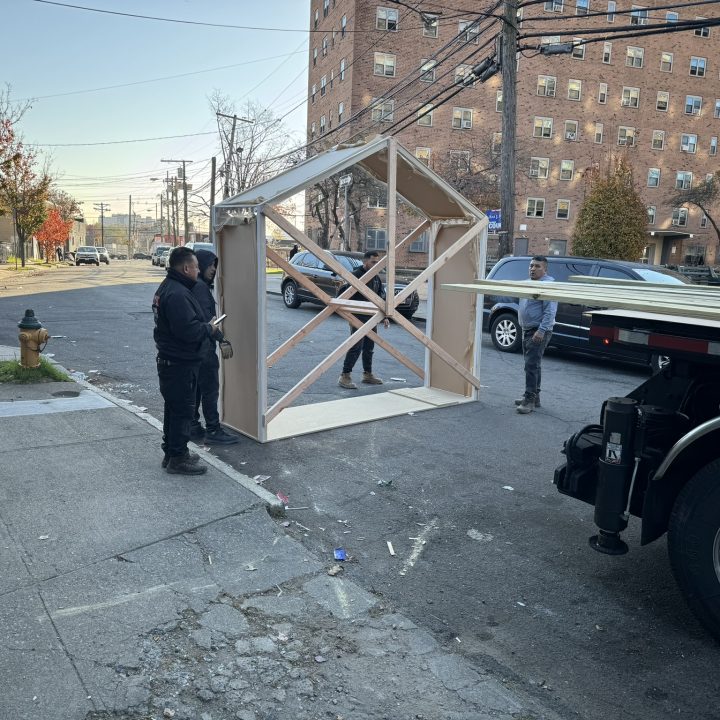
left=668, top=459, right=720, bottom=640
left=490, top=312, right=521, bottom=353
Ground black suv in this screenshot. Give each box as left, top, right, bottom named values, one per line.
left=483, top=256, right=688, bottom=362
left=281, top=251, right=420, bottom=320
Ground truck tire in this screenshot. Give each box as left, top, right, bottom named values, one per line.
left=490, top=312, right=521, bottom=353
left=668, top=459, right=720, bottom=641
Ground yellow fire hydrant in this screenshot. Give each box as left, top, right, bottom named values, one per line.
left=18, top=309, right=49, bottom=369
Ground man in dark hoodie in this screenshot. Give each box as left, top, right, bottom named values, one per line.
left=190, top=248, right=238, bottom=445
left=153, top=246, right=223, bottom=475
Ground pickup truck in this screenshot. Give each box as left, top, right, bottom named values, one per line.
left=555, top=307, right=720, bottom=640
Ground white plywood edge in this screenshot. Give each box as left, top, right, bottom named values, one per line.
left=264, top=390, right=469, bottom=442
left=389, top=386, right=475, bottom=406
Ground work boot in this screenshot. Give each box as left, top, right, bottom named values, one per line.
left=338, top=373, right=357, bottom=389
left=204, top=426, right=239, bottom=445
left=161, top=450, right=200, bottom=469
left=190, top=422, right=205, bottom=440
left=516, top=397, right=536, bottom=414
left=166, top=455, right=208, bottom=475
left=362, top=371, right=383, bottom=385
left=514, top=395, right=541, bottom=408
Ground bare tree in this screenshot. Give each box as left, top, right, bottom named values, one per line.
left=667, top=171, right=720, bottom=243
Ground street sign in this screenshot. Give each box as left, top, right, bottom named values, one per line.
left=339, top=174, right=353, bottom=188
left=486, top=209, right=501, bottom=232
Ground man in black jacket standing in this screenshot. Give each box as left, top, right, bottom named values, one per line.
left=190, top=249, right=238, bottom=445
left=338, top=250, right=390, bottom=390
left=152, top=246, right=223, bottom=475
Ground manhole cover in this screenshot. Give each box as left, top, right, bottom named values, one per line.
left=52, top=390, right=80, bottom=398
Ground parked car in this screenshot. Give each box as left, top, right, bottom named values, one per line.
left=75, top=246, right=100, bottom=266
left=184, top=241, right=214, bottom=254
left=151, top=245, right=172, bottom=266
left=96, top=247, right=110, bottom=264
left=281, top=250, right=420, bottom=320
left=483, top=256, right=689, bottom=365
left=133, top=252, right=151, bottom=260
left=673, top=265, right=720, bottom=286
left=158, top=249, right=171, bottom=268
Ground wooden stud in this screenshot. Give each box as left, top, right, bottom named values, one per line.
left=386, top=138, right=397, bottom=318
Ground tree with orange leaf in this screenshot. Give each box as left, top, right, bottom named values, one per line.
left=37, top=208, right=71, bottom=263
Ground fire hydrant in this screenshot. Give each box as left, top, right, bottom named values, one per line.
left=18, top=309, right=49, bottom=369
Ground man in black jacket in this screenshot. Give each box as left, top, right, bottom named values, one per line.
left=152, top=246, right=223, bottom=475
left=190, top=249, right=238, bottom=445
left=338, top=250, right=389, bottom=390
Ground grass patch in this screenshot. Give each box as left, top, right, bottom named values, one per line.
left=0, top=357, right=70, bottom=383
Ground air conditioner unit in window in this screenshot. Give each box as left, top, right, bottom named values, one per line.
left=681, top=144, right=691, bottom=152
left=462, top=120, right=472, bottom=129
left=565, top=132, right=576, bottom=140
left=547, top=89, right=556, bottom=97
left=530, top=168, right=539, bottom=177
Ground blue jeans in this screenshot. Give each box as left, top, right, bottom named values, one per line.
left=522, top=329, right=551, bottom=400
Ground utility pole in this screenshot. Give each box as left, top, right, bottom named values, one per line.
left=158, top=195, right=164, bottom=242
left=128, top=195, right=132, bottom=257
left=216, top=111, right=254, bottom=199
left=209, top=156, right=216, bottom=246
left=499, top=0, right=518, bottom=259
left=93, top=202, right=110, bottom=246
left=162, top=159, right=193, bottom=244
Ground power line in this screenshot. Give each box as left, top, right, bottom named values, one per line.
left=28, top=131, right=216, bottom=148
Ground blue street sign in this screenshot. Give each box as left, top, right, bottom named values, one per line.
left=486, top=209, right=501, bottom=232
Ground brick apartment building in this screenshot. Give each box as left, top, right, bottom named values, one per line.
left=306, top=0, right=720, bottom=267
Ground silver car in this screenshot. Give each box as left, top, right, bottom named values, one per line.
left=96, top=247, right=110, bottom=264
left=75, top=246, right=100, bottom=266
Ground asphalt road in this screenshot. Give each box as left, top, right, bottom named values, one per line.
left=1, top=261, right=719, bottom=720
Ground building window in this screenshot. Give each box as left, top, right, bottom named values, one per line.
left=681, top=133, right=698, bottom=153
left=417, top=104, right=434, bottom=126
left=694, top=18, right=710, bottom=37
left=533, top=116, right=553, bottom=138
left=455, top=65, right=472, bottom=84
left=320, top=75, right=327, bottom=96
left=656, top=91, right=669, bottom=111
left=568, top=79, right=582, bottom=101
left=647, top=168, right=661, bottom=187
left=319, top=115, right=326, bottom=134
left=312, top=47, right=318, bottom=66
left=690, top=57, right=707, bottom=77
left=420, top=59, right=436, bottom=82
left=459, top=21, right=479, bottom=44
left=537, top=75, right=556, bottom=97
left=529, top=157, right=550, bottom=179
left=323, top=0, right=329, bottom=17
left=626, top=46, right=644, bottom=68
left=701, top=214, right=709, bottom=228
left=492, top=132, right=502, bottom=154
left=544, top=0, right=563, bottom=10
left=366, top=228, right=387, bottom=250
left=322, top=36, right=328, bottom=56
left=618, top=126, right=636, bottom=146
left=415, top=147, right=431, bottom=166
left=338, top=101, right=344, bottom=124
left=565, top=120, right=579, bottom=141
left=672, top=208, right=688, bottom=226
left=630, top=6, right=648, bottom=25
left=340, top=58, right=346, bottom=80
left=602, top=42, right=612, bottom=63
left=647, top=206, right=656, bottom=224
left=374, top=53, right=396, bottom=77
left=423, top=14, right=439, bottom=37
left=676, top=171, right=693, bottom=190
left=714, top=100, right=720, bottom=118
left=371, top=98, right=394, bottom=122
left=666, top=11, right=678, bottom=22
left=560, top=160, right=575, bottom=180
left=706, top=173, right=715, bottom=186
left=711, top=136, right=718, bottom=156
left=341, top=14, right=347, bottom=37
left=571, top=39, right=585, bottom=59
left=576, top=0, right=589, bottom=15
left=652, top=130, right=665, bottom=150
left=367, top=188, right=388, bottom=209
left=449, top=151, right=471, bottom=171
left=311, top=84, right=317, bottom=103
left=376, top=7, right=399, bottom=31
left=598, top=83, right=608, bottom=104
left=452, top=107, right=473, bottom=129
left=594, top=122, right=604, bottom=143
left=526, top=198, right=545, bottom=218
left=659, top=52, right=673, bottom=73
left=607, top=0, right=616, bottom=21
left=685, top=95, right=703, bottom=115
left=556, top=200, right=570, bottom=220
left=622, top=86, right=640, bottom=108
left=314, top=8, right=319, bottom=29
left=496, top=90, right=503, bottom=113
left=310, top=122, right=316, bottom=139
left=409, top=231, right=429, bottom=253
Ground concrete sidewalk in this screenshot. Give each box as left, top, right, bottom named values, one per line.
left=0, top=346, right=559, bottom=720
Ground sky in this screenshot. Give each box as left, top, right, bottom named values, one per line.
left=2, top=0, right=310, bottom=223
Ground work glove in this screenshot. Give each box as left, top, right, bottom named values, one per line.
left=219, top=339, right=234, bottom=359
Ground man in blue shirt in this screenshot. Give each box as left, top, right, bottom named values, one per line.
left=516, top=255, right=557, bottom=414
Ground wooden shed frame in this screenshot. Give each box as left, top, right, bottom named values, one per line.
left=213, top=135, right=488, bottom=442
